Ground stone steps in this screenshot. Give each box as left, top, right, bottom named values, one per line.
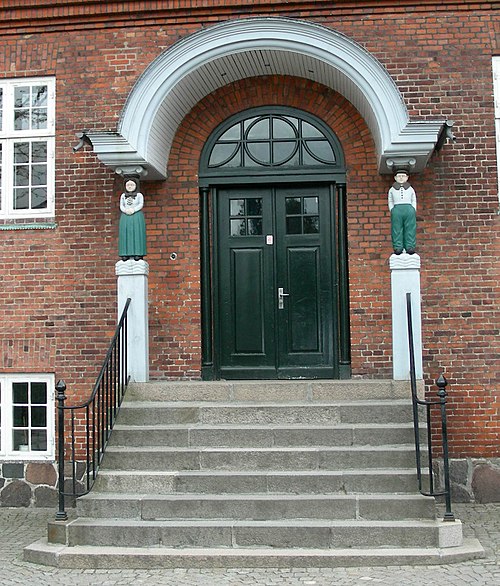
left=56, top=517, right=459, bottom=549
left=25, top=540, right=485, bottom=570
left=93, top=468, right=425, bottom=494
left=24, top=380, right=484, bottom=568
left=116, top=400, right=414, bottom=426
left=76, top=492, right=436, bottom=521
left=101, top=445, right=421, bottom=471
left=109, top=423, right=420, bottom=447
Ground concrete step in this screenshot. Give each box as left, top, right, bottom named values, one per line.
left=109, top=422, right=421, bottom=448
left=116, top=400, right=414, bottom=426
left=51, top=517, right=463, bottom=550
left=24, top=537, right=486, bottom=569
left=76, top=493, right=436, bottom=521
left=125, top=380, right=415, bottom=403
left=93, top=469, right=425, bottom=495
left=102, top=445, right=421, bottom=471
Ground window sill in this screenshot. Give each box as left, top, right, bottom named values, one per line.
left=0, top=221, right=57, bottom=231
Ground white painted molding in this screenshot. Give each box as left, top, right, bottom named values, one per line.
left=115, top=259, right=150, bottom=276
left=389, top=252, right=421, bottom=270
left=87, top=17, right=444, bottom=179
left=390, top=253, right=423, bottom=380
left=116, top=259, right=150, bottom=382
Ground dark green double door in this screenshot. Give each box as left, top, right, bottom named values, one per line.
left=216, top=184, right=339, bottom=379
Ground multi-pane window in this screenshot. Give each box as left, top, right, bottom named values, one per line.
left=285, top=196, right=320, bottom=234
left=229, top=198, right=263, bottom=236
left=0, top=375, right=55, bottom=459
left=208, top=114, right=336, bottom=169
left=0, top=78, right=55, bottom=219
left=493, top=59, right=500, bottom=206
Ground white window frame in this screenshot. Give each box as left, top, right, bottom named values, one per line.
left=492, top=58, right=500, bottom=208
left=0, top=77, right=55, bottom=219
left=0, top=373, right=55, bottom=460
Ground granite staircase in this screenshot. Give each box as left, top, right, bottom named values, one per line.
left=25, top=380, right=484, bottom=568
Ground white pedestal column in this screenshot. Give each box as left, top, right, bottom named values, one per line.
left=390, top=253, right=423, bottom=380
left=116, top=259, right=149, bottom=382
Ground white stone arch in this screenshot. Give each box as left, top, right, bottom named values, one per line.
left=88, top=17, right=444, bottom=179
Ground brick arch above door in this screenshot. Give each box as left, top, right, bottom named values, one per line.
left=86, top=17, right=446, bottom=179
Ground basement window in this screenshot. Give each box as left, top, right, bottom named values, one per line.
left=0, top=374, right=55, bottom=460
left=0, top=78, right=55, bottom=221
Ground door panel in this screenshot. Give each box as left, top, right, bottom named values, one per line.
left=275, top=185, right=335, bottom=378
left=286, top=247, right=320, bottom=353
left=232, top=248, right=265, bottom=354
left=217, top=187, right=276, bottom=378
left=216, top=184, right=337, bottom=379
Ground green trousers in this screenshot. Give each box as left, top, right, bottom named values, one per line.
left=391, top=204, right=416, bottom=252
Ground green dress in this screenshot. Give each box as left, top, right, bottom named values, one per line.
left=118, top=192, right=147, bottom=258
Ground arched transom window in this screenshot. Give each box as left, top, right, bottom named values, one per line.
left=208, top=113, right=336, bottom=169
left=200, top=107, right=345, bottom=184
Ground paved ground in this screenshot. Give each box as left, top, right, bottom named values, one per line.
left=1, top=504, right=499, bottom=585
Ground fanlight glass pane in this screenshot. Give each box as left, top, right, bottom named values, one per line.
left=245, top=142, right=270, bottom=165
left=208, top=112, right=338, bottom=171
left=209, top=143, right=239, bottom=167
left=273, top=141, right=298, bottom=165
left=219, top=124, right=241, bottom=141
left=246, top=118, right=269, bottom=140
left=303, top=140, right=335, bottom=164
left=302, top=121, right=323, bottom=138
left=273, top=117, right=297, bottom=139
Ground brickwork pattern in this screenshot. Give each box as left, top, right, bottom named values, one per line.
left=0, top=2, right=498, bottom=460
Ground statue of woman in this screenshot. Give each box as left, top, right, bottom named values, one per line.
left=118, top=177, right=147, bottom=261
left=388, top=169, right=417, bottom=255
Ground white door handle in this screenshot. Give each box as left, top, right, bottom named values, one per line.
left=278, top=287, right=289, bottom=309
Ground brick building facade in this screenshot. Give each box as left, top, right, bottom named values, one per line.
left=0, top=0, right=498, bottom=505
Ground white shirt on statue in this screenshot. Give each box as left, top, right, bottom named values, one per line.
left=388, top=183, right=417, bottom=211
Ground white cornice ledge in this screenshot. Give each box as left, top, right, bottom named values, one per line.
left=86, top=132, right=166, bottom=180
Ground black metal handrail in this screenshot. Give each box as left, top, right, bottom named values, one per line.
left=406, top=291, right=454, bottom=521
left=55, top=298, right=131, bottom=521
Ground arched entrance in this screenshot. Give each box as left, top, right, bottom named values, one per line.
left=199, top=107, right=350, bottom=380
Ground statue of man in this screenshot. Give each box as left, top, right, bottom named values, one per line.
left=388, top=169, right=417, bottom=255
left=118, top=177, right=147, bottom=261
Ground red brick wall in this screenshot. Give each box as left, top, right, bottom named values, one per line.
left=0, top=2, right=498, bottom=456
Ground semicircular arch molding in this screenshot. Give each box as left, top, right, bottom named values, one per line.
left=87, top=17, right=444, bottom=179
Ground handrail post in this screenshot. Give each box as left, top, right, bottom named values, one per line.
left=436, top=374, right=455, bottom=521
left=407, top=293, right=423, bottom=490
left=55, top=379, right=68, bottom=521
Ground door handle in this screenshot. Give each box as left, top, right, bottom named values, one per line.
left=278, top=287, right=289, bottom=310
